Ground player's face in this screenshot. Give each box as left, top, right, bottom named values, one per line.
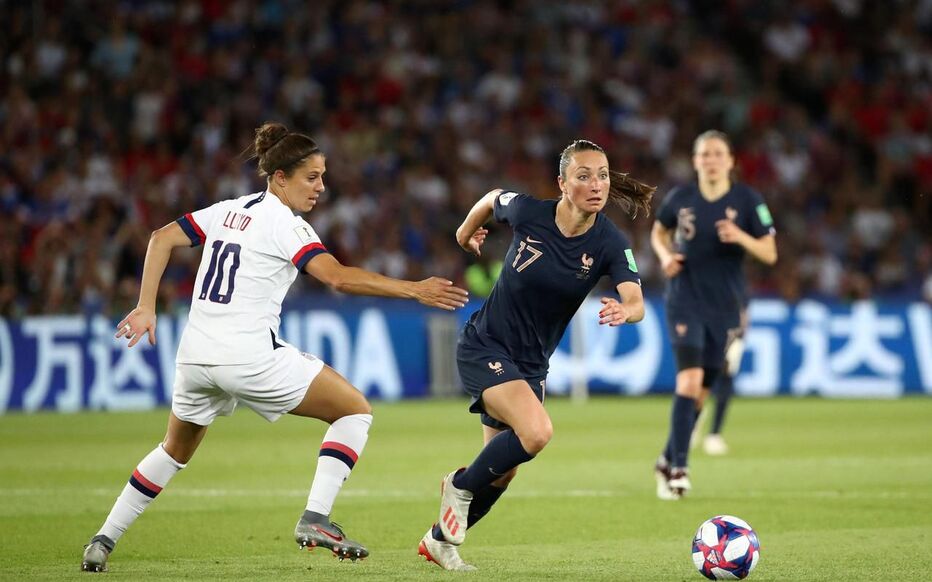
left=560, top=150, right=610, bottom=214
left=693, top=137, right=734, bottom=183
left=285, top=155, right=327, bottom=213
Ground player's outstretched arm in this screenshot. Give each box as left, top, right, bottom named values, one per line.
left=116, top=222, right=193, bottom=347
left=304, top=253, right=469, bottom=311
left=598, top=281, right=645, bottom=326
left=455, top=189, right=502, bottom=255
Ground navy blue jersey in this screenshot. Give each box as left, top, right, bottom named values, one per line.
left=656, top=182, right=775, bottom=316
left=463, top=192, right=641, bottom=376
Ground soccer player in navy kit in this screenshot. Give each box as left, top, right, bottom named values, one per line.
left=417, top=140, right=655, bottom=571
left=651, top=130, right=777, bottom=499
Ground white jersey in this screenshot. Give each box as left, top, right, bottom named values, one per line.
left=175, top=191, right=327, bottom=365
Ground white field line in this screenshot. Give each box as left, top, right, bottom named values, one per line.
left=0, top=488, right=616, bottom=499
left=0, top=487, right=924, bottom=500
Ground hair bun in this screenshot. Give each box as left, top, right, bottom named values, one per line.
left=254, top=123, right=290, bottom=157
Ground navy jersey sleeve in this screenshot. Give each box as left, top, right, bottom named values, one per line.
left=655, top=187, right=681, bottom=229
left=605, top=227, right=641, bottom=287
left=492, top=191, right=530, bottom=226
left=745, top=188, right=776, bottom=238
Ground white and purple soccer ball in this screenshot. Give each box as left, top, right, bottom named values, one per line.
left=691, top=515, right=760, bottom=580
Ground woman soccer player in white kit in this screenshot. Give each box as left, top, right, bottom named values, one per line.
left=81, top=122, right=469, bottom=572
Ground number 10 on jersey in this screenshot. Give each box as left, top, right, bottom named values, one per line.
left=199, top=240, right=241, bottom=304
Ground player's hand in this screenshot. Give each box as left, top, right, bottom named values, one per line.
left=460, top=227, right=488, bottom=256
left=715, top=219, right=747, bottom=245
left=598, top=297, right=632, bottom=326
left=661, top=253, right=685, bottom=278
left=116, top=307, right=157, bottom=348
left=412, top=277, right=469, bottom=311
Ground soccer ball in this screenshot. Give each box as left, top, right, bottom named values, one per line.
left=691, top=515, right=760, bottom=580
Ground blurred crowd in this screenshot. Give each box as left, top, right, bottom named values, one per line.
left=2, top=0, right=931, bottom=317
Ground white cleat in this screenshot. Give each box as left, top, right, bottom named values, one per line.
left=668, top=468, right=692, bottom=498
left=654, top=457, right=680, bottom=501
left=703, top=434, right=729, bottom=456
left=438, top=469, right=472, bottom=545
left=418, top=529, right=477, bottom=571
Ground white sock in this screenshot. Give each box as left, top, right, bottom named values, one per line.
left=96, top=444, right=185, bottom=545
left=305, top=413, right=372, bottom=516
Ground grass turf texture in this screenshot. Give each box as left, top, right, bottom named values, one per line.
left=1, top=397, right=930, bottom=581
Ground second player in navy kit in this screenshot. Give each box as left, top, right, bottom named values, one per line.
left=651, top=130, right=777, bottom=499
left=417, top=140, right=655, bottom=571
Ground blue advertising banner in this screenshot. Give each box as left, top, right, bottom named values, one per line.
left=0, top=297, right=432, bottom=413
left=541, top=298, right=932, bottom=398
left=1, top=297, right=930, bottom=413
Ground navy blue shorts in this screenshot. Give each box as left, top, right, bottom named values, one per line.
left=456, top=337, right=545, bottom=430
left=666, top=308, right=741, bottom=374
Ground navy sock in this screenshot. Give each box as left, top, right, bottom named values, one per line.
left=430, top=485, right=506, bottom=542
left=467, top=484, right=507, bottom=528
left=671, top=395, right=698, bottom=468
left=711, top=374, right=733, bottom=435
left=452, top=430, right=534, bottom=493
left=663, top=408, right=702, bottom=465
left=431, top=484, right=507, bottom=541
left=431, top=523, right=445, bottom=541
left=663, top=407, right=700, bottom=463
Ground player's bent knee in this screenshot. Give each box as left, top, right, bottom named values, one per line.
left=345, top=394, right=372, bottom=416
left=356, top=399, right=372, bottom=416
left=518, top=421, right=553, bottom=454
left=674, top=370, right=703, bottom=399
left=162, top=440, right=196, bottom=464
left=675, top=385, right=702, bottom=399
left=346, top=384, right=372, bottom=413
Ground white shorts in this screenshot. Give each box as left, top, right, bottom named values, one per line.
left=172, top=345, right=325, bottom=425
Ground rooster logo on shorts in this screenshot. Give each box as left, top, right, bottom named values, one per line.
left=488, top=361, right=504, bottom=376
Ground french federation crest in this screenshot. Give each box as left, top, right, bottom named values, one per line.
left=576, top=253, right=594, bottom=280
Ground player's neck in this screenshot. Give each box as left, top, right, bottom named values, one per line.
left=555, top=199, right=596, bottom=238
left=698, top=179, right=731, bottom=202
left=269, top=183, right=294, bottom=210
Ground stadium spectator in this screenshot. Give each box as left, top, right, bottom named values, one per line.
left=0, top=1, right=929, bottom=315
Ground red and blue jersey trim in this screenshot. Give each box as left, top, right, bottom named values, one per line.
left=292, top=242, right=328, bottom=271
left=177, top=213, right=206, bottom=247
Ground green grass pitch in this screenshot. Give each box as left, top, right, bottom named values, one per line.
left=1, top=396, right=931, bottom=581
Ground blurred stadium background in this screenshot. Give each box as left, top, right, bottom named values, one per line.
left=1, top=0, right=930, bottom=408
left=2, top=2, right=932, bottom=580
